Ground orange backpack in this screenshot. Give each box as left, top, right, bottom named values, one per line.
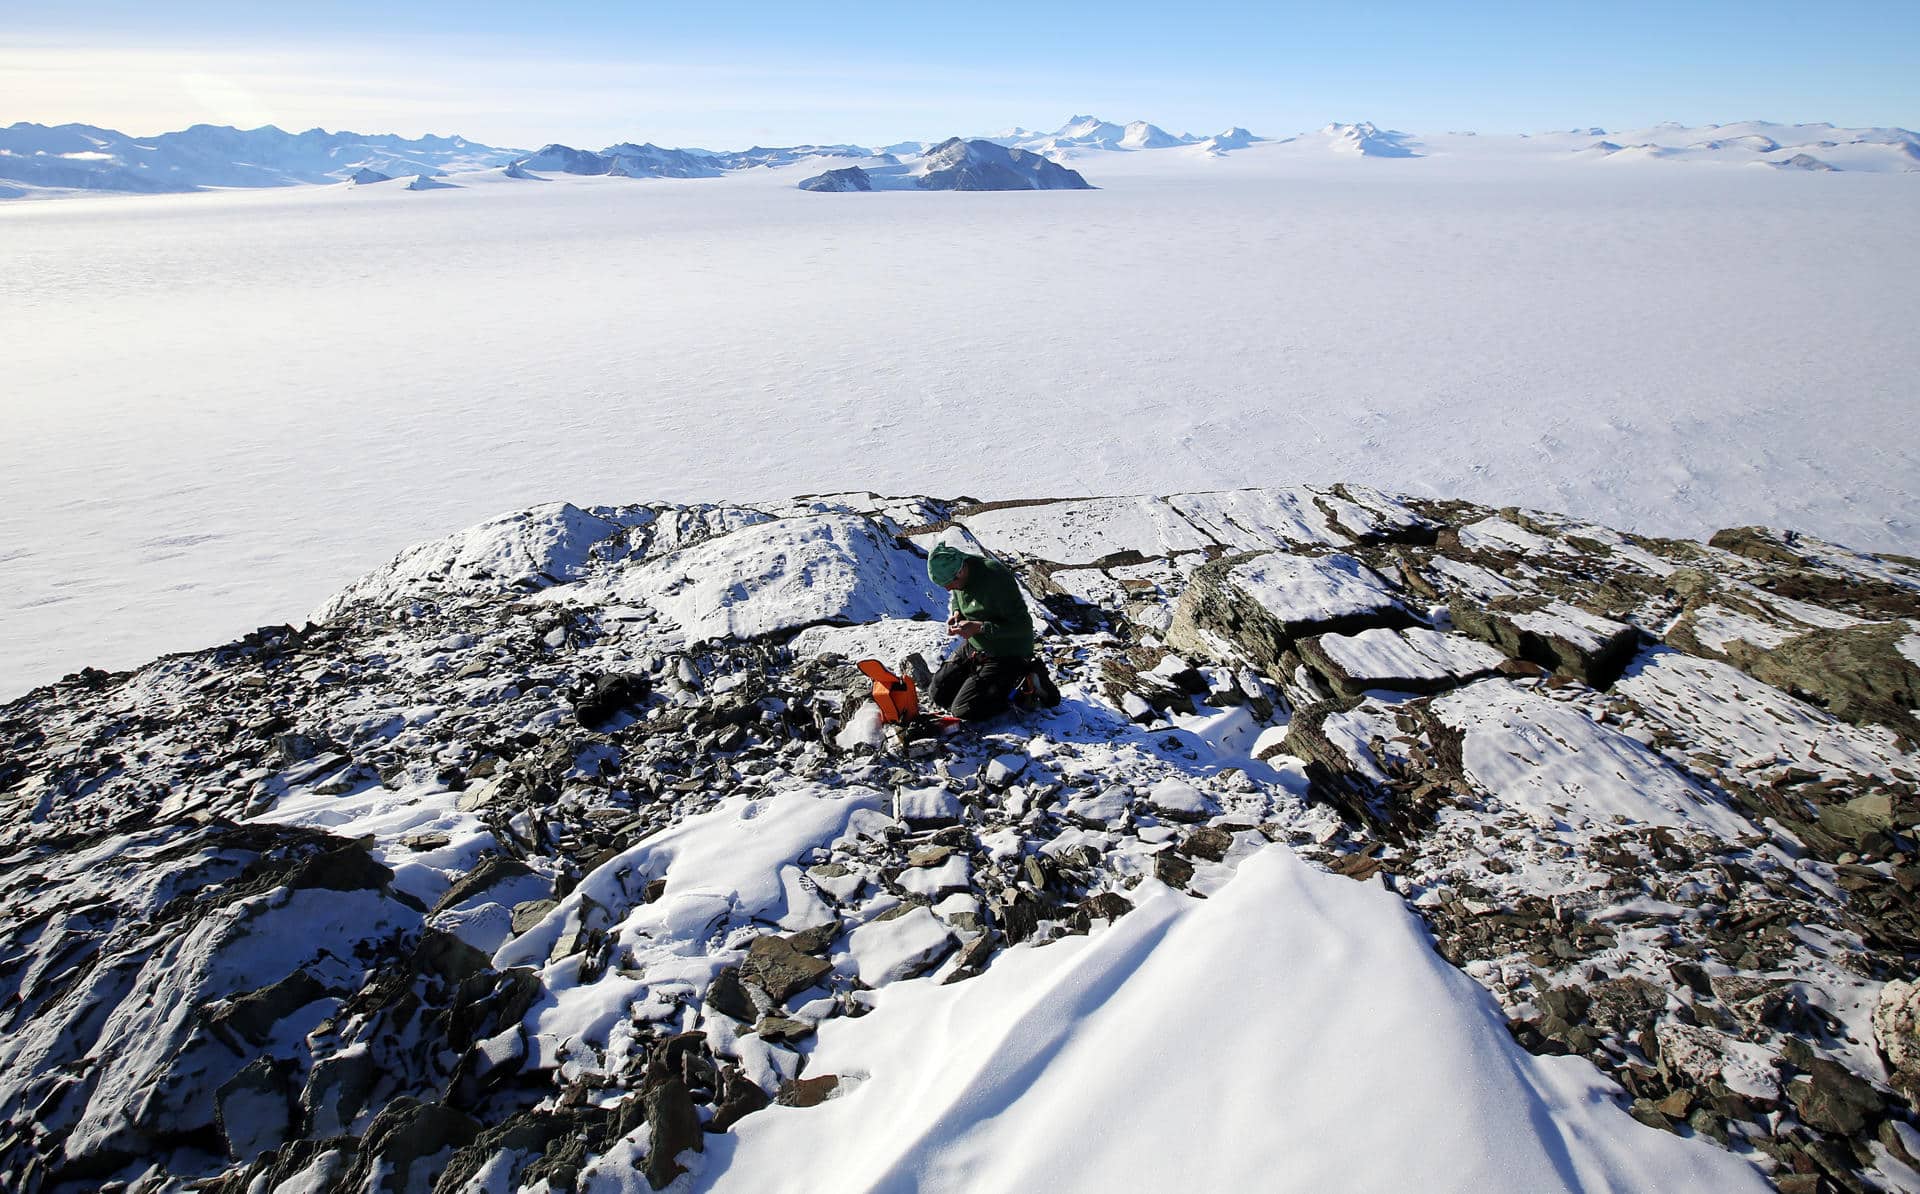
left=856, top=659, right=919, bottom=724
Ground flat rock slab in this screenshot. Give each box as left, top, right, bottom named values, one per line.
left=895, top=785, right=963, bottom=827
left=847, top=905, right=955, bottom=987
left=740, top=934, right=833, bottom=1003
left=1431, top=680, right=1753, bottom=838
left=1451, top=598, right=1639, bottom=687
left=1298, top=627, right=1508, bottom=698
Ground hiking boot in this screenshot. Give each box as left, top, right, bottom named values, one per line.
left=1027, top=664, right=1061, bottom=708
left=901, top=652, right=932, bottom=691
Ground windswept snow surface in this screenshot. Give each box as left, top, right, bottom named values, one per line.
left=2, top=144, right=1916, bottom=696
left=691, top=847, right=1767, bottom=1194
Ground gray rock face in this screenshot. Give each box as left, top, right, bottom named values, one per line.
left=916, top=138, right=1092, bottom=190
left=1776, top=153, right=1839, bottom=171
left=1449, top=597, right=1641, bottom=687
left=738, top=934, right=832, bottom=1003
left=518, top=143, right=612, bottom=174
left=798, top=166, right=873, bottom=192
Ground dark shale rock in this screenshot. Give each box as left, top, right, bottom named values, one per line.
left=431, top=854, right=538, bottom=915
left=210, top=968, right=328, bottom=1046
left=434, top=1108, right=598, bottom=1193
left=342, top=1097, right=482, bottom=1193
left=775, top=1074, right=841, bottom=1107
left=1078, top=892, right=1134, bottom=923
left=1178, top=826, right=1235, bottom=862
left=511, top=898, right=558, bottom=933
left=754, top=1015, right=814, bottom=1044
left=642, top=1075, right=703, bottom=1190
left=739, top=933, right=833, bottom=1002
left=415, top=927, right=493, bottom=985
left=572, top=671, right=651, bottom=728
left=1788, top=1059, right=1885, bottom=1136
left=285, top=842, right=394, bottom=893
left=705, top=965, right=759, bottom=1022
left=785, top=922, right=841, bottom=956
left=708, top=1066, right=772, bottom=1132
left=301, top=1048, right=376, bottom=1137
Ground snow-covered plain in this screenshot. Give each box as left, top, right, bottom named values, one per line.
left=2, top=137, right=1916, bottom=697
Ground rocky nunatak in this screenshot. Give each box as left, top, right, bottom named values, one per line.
left=1, top=486, right=1917, bottom=1193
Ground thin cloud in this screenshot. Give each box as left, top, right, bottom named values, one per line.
left=0, top=38, right=1182, bottom=146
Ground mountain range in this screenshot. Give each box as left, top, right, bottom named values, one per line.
left=0, top=122, right=518, bottom=196
left=9, top=114, right=1911, bottom=200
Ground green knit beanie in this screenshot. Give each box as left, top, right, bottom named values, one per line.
left=928, top=544, right=968, bottom=586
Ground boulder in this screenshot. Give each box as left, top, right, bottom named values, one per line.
left=705, top=966, right=759, bottom=1022
left=1449, top=598, right=1640, bottom=687
left=847, top=905, right=955, bottom=986
left=895, top=785, right=962, bottom=827
left=1168, top=551, right=1416, bottom=674
left=739, top=934, right=833, bottom=1003
left=1874, top=979, right=1920, bottom=1089
left=643, top=1075, right=703, bottom=1190
left=775, top=1074, right=842, bottom=1107
left=1297, top=627, right=1507, bottom=698
left=1730, top=621, right=1920, bottom=745
left=1786, top=1058, right=1884, bottom=1136
left=301, top=1048, right=375, bottom=1137
left=432, top=855, right=539, bottom=915
left=340, top=1097, right=481, bottom=1193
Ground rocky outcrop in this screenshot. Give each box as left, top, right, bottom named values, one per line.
left=1449, top=596, right=1641, bottom=687
left=1167, top=551, right=1419, bottom=675
left=798, top=166, right=873, bottom=192
left=915, top=138, right=1092, bottom=190
left=4, top=486, right=1919, bottom=1193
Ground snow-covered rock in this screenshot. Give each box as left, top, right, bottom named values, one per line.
left=914, top=138, right=1092, bottom=191
left=1319, top=121, right=1422, bottom=157
left=569, top=513, right=946, bottom=643
left=0, top=121, right=522, bottom=194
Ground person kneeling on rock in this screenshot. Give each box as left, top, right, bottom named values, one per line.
left=915, top=543, right=1057, bottom=721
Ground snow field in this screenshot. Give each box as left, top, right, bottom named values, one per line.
left=690, top=846, right=1767, bottom=1194
left=1, top=142, right=1915, bottom=705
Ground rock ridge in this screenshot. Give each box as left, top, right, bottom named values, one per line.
left=2, top=485, right=1918, bottom=1192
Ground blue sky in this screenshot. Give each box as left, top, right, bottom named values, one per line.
left=4, top=1, right=1917, bottom=147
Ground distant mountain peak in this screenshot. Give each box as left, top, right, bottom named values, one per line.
left=1319, top=122, right=1421, bottom=158
left=916, top=138, right=1093, bottom=190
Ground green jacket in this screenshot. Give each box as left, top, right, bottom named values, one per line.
left=949, top=554, right=1035, bottom=659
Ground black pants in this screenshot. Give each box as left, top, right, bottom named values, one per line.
left=930, top=646, right=1030, bottom=722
